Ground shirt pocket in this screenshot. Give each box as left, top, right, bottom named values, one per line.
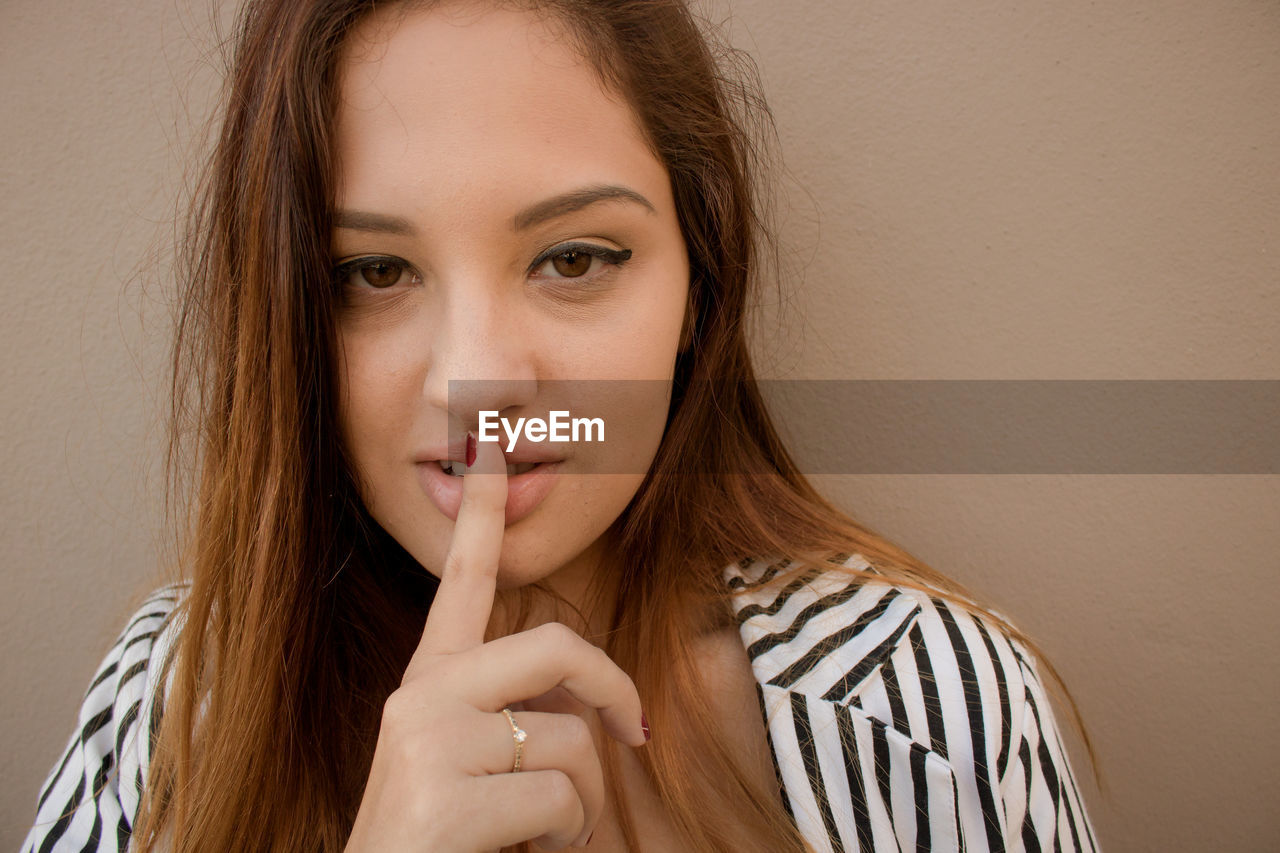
left=844, top=704, right=962, bottom=853
left=761, top=685, right=961, bottom=853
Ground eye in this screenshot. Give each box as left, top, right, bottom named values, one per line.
left=529, top=243, right=632, bottom=282
left=332, top=256, right=419, bottom=290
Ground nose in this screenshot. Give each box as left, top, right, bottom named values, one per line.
left=423, top=285, right=538, bottom=433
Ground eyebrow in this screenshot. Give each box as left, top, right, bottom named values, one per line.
left=510, top=184, right=655, bottom=231
left=332, top=184, right=655, bottom=236
left=333, top=210, right=415, bottom=235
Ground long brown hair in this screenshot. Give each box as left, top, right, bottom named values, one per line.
left=136, top=0, right=1095, bottom=849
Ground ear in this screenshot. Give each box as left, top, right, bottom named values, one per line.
left=678, top=285, right=698, bottom=354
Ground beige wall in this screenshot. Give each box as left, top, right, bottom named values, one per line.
left=3, top=0, right=1277, bottom=849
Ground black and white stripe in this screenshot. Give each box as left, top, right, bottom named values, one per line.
left=24, top=558, right=1098, bottom=852
left=22, top=585, right=184, bottom=853
left=728, top=554, right=1100, bottom=853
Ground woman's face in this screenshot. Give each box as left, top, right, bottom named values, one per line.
left=332, top=3, right=690, bottom=594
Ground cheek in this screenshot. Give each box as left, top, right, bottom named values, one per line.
left=336, top=333, right=416, bottom=470
left=582, top=278, right=689, bottom=377
left=638, top=271, right=691, bottom=368
left=588, top=384, right=671, bottom=475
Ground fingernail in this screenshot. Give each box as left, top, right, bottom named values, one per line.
left=465, top=431, right=477, bottom=468
left=641, top=711, right=651, bottom=742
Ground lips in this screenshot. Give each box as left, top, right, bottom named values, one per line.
left=416, top=456, right=562, bottom=525
left=415, top=440, right=564, bottom=470
left=436, top=458, right=538, bottom=477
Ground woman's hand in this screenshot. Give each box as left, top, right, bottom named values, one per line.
left=345, top=435, right=648, bottom=852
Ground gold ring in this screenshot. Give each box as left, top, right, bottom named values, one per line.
left=501, top=707, right=527, bottom=773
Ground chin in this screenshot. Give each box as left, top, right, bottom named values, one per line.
left=493, top=524, right=599, bottom=589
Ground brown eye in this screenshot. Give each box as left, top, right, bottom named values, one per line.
left=551, top=250, right=593, bottom=278
left=360, top=260, right=405, bottom=288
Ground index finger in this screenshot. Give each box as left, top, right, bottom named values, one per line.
left=413, top=432, right=509, bottom=664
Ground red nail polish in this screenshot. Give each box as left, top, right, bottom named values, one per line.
left=641, top=711, right=651, bottom=742
left=465, top=431, right=477, bottom=467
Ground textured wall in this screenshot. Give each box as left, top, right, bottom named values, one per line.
left=4, top=0, right=1277, bottom=849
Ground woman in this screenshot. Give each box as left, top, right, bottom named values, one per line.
left=23, top=0, right=1099, bottom=851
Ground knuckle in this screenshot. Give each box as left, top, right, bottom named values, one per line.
left=381, top=689, right=452, bottom=754
left=542, top=769, right=580, bottom=815
left=408, top=787, right=466, bottom=841
left=535, top=620, right=580, bottom=652
left=558, top=713, right=593, bottom=749
left=381, top=689, right=415, bottom=730
left=441, top=551, right=495, bottom=587
left=441, top=551, right=466, bottom=579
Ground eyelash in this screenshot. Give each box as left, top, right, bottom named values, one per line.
left=331, top=242, right=633, bottom=292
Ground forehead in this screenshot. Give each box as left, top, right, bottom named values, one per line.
left=333, top=3, right=665, bottom=216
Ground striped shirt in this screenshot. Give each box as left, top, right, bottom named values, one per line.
left=22, top=585, right=184, bottom=853
left=23, top=555, right=1099, bottom=852
left=727, top=554, right=1099, bottom=852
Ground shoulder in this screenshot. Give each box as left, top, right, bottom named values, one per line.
left=723, top=555, right=1099, bottom=852
left=724, top=554, right=1033, bottom=716
left=723, top=554, right=1049, bottom=780
left=22, top=583, right=188, bottom=853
